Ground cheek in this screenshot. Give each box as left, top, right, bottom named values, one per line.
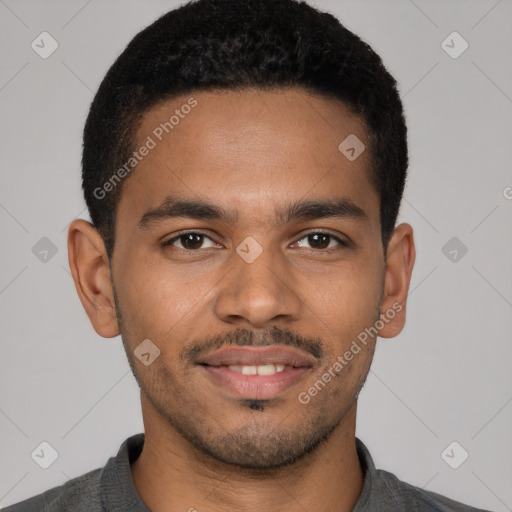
left=304, top=261, right=382, bottom=336
left=115, top=258, right=216, bottom=345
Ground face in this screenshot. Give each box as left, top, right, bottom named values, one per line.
left=74, top=87, right=413, bottom=470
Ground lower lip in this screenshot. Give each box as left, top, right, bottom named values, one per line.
left=200, top=365, right=311, bottom=400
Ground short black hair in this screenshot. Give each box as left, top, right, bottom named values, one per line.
left=82, top=0, right=408, bottom=259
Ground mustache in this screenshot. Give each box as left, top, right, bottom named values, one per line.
left=180, top=325, right=324, bottom=363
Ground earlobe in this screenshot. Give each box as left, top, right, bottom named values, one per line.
left=378, top=223, right=416, bottom=339
left=67, top=219, right=120, bottom=338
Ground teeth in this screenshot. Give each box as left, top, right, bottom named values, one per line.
left=228, top=364, right=286, bottom=375
left=241, top=365, right=257, bottom=375
left=257, top=364, right=278, bottom=376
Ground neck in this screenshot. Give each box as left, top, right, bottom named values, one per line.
left=131, top=395, right=364, bottom=512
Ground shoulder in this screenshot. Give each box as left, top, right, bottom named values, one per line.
left=373, top=467, right=492, bottom=512
left=1, top=467, right=102, bottom=512
left=354, top=438, right=491, bottom=512
left=2, top=434, right=145, bottom=512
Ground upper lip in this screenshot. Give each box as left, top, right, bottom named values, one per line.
left=198, top=346, right=317, bottom=368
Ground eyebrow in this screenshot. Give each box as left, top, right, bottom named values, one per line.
left=138, top=195, right=368, bottom=229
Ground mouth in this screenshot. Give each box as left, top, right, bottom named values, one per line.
left=222, top=363, right=290, bottom=375
left=197, top=346, right=316, bottom=400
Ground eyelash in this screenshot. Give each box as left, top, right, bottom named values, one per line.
left=161, top=230, right=349, bottom=252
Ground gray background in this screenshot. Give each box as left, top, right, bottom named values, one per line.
left=0, top=0, right=511, bottom=510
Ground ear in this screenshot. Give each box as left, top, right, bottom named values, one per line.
left=67, top=219, right=120, bottom=338
left=378, top=223, right=416, bottom=339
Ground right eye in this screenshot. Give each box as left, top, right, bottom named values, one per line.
left=161, top=231, right=220, bottom=251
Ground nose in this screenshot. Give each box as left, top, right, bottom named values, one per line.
left=213, top=242, right=302, bottom=329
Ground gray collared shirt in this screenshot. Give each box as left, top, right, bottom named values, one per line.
left=2, top=433, right=492, bottom=511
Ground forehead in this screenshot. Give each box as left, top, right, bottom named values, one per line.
left=116, top=87, right=379, bottom=229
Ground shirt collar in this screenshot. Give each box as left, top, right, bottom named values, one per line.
left=99, top=433, right=377, bottom=511
left=353, top=437, right=379, bottom=511
left=99, top=433, right=149, bottom=511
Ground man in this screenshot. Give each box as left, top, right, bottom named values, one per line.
left=4, top=0, right=491, bottom=510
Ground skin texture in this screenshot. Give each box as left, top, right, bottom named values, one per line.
left=68, top=87, right=415, bottom=512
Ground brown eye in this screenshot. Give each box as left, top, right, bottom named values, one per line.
left=179, top=233, right=204, bottom=250
left=308, top=233, right=329, bottom=249
left=295, top=232, right=348, bottom=250
left=163, top=232, right=217, bottom=251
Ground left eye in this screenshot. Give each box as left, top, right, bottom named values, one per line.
left=295, top=232, right=347, bottom=250
left=163, top=231, right=346, bottom=251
